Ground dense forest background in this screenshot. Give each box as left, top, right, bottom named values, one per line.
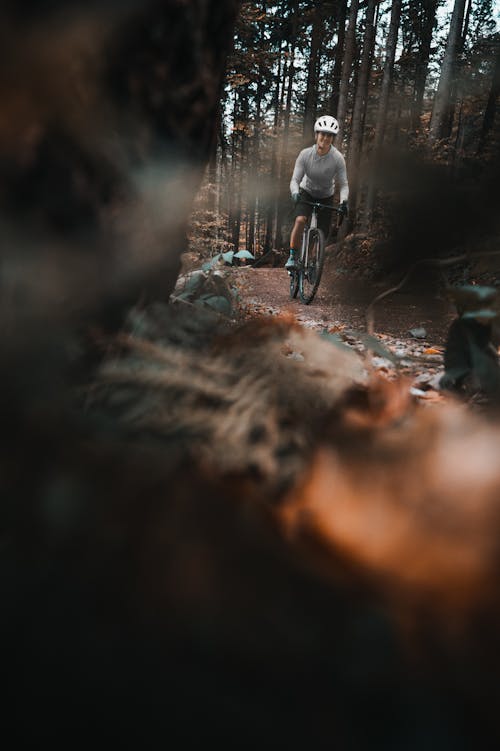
left=190, top=0, right=500, bottom=270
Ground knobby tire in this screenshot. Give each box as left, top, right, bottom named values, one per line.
left=299, top=228, right=325, bottom=304
left=289, top=267, right=299, bottom=299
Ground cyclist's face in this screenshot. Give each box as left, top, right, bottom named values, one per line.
left=316, top=131, right=334, bottom=153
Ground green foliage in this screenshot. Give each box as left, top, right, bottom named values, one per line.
left=180, top=270, right=206, bottom=294
left=358, top=333, right=401, bottom=364
left=462, top=309, right=499, bottom=323
left=198, top=294, right=233, bottom=316
left=447, top=284, right=498, bottom=314
left=173, top=266, right=237, bottom=318
left=441, top=285, right=500, bottom=398
left=319, top=329, right=355, bottom=353
left=202, top=250, right=251, bottom=270
left=234, top=249, right=255, bottom=259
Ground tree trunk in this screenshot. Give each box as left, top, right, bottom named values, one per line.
left=372, top=0, right=402, bottom=152
left=232, top=160, right=243, bottom=251
left=411, top=0, right=439, bottom=131
left=429, top=0, right=467, bottom=144
left=348, top=0, right=377, bottom=219
left=228, top=90, right=239, bottom=241
left=274, top=0, right=299, bottom=251
left=249, top=60, right=264, bottom=255
left=329, top=0, right=348, bottom=116
left=233, top=88, right=249, bottom=252
left=442, top=0, right=471, bottom=144
left=364, top=0, right=402, bottom=228
left=477, top=41, right=500, bottom=154
left=264, top=39, right=283, bottom=254
left=206, top=116, right=219, bottom=213
left=303, top=4, right=324, bottom=138
left=336, top=0, right=360, bottom=146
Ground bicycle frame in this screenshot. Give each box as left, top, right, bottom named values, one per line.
left=301, top=205, right=318, bottom=266
left=288, top=200, right=344, bottom=304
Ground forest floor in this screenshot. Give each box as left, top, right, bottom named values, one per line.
left=225, top=259, right=458, bottom=402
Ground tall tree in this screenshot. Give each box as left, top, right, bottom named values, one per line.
left=364, top=0, right=402, bottom=227
left=429, top=0, right=468, bottom=143
left=336, top=0, right=360, bottom=145
left=348, top=0, right=377, bottom=216
left=372, top=0, right=403, bottom=152
left=303, top=2, right=326, bottom=136
left=329, top=0, right=348, bottom=116
left=274, top=0, right=300, bottom=250
left=411, top=0, right=439, bottom=131
left=478, top=37, right=500, bottom=153
left=263, top=34, right=284, bottom=254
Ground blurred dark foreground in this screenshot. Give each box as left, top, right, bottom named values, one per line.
left=3, top=304, right=500, bottom=749
left=3, top=2, right=500, bottom=747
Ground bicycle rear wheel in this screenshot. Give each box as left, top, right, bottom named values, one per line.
left=299, top=228, right=325, bottom=304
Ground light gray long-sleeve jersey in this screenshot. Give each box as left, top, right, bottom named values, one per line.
left=290, top=145, right=349, bottom=201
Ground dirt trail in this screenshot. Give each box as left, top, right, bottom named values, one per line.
left=232, top=265, right=455, bottom=345
left=226, top=264, right=458, bottom=396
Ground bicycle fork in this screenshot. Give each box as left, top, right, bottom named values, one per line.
left=302, top=210, right=318, bottom=267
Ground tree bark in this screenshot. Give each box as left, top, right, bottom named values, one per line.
left=303, top=3, right=325, bottom=138
left=478, top=40, right=500, bottom=154
left=329, top=0, right=348, bottom=116
left=442, top=0, right=471, bottom=144
left=336, top=0, right=360, bottom=145
left=264, top=36, right=284, bottom=254
left=364, top=0, right=402, bottom=227
left=429, top=0, right=467, bottom=144
left=348, top=0, right=377, bottom=217
left=274, top=0, right=299, bottom=251
left=372, top=0, right=403, bottom=152
left=411, top=0, right=439, bottom=131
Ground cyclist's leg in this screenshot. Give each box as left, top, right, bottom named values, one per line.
left=286, top=190, right=313, bottom=269
left=289, top=216, right=307, bottom=255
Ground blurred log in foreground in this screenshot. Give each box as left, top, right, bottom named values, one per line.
left=3, top=308, right=500, bottom=747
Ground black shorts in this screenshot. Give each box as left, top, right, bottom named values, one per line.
left=295, top=189, right=334, bottom=238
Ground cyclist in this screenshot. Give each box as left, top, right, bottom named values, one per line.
left=286, top=115, right=349, bottom=270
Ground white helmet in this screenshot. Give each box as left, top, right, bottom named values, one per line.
left=314, top=115, right=339, bottom=135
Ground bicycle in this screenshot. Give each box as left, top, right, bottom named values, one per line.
left=288, top=200, right=344, bottom=305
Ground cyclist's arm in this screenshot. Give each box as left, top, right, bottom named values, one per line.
left=290, top=150, right=306, bottom=196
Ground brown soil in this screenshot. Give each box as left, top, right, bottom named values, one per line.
left=231, top=264, right=456, bottom=347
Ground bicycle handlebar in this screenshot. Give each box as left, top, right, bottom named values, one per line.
left=296, top=199, right=344, bottom=213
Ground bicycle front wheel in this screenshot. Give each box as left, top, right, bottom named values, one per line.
left=299, top=228, right=325, bottom=304
left=289, top=267, right=299, bottom=299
